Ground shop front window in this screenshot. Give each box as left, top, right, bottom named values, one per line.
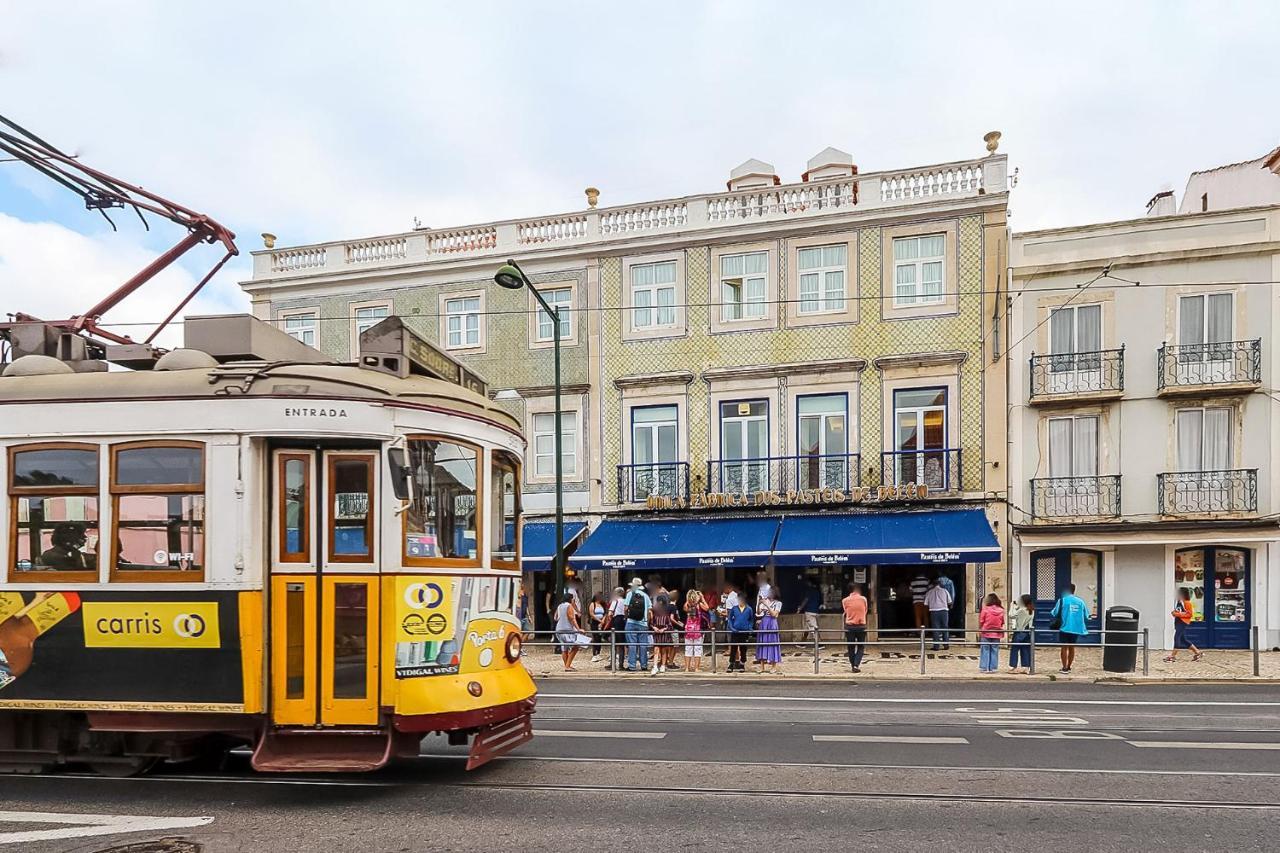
left=404, top=437, right=480, bottom=564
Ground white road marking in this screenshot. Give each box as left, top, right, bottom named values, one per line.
left=813, top=734, right=969, bottom=745
left=540, top=693, right=1280, bottom=708
left=1130, top=741, right=1280, bottom=751
left=0, top=811, right=213, bottom=846
left=535, top=729, right=666, bottom=739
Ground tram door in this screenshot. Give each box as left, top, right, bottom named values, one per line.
left=269, top=449, right=381, bottom=727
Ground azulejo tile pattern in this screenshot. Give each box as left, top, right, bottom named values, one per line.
left=599, top=215, right=986, bottom=504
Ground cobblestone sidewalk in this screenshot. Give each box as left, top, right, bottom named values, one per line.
left=521, top=640, right=1279, bottom=681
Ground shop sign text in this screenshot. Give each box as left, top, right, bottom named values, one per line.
left=646, top=483, right=930, bottom=511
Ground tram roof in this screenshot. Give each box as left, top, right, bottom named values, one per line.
left=0, top=361, right=520, bottom=432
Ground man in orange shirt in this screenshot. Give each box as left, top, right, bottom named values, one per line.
left=842, top=583, right=869, bottom=673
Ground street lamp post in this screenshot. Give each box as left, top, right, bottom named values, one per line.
left=494, top=260, right=566, bottom=602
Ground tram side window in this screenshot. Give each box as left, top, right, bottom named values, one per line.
left=111, top=442, right=205, bottom=579
left=10, top=444, right=100, bottom=577
left=490, top=451, right=520, bottom=566
left=404, top=437, right=480, bottom=564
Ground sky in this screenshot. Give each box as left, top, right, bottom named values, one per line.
left=2, top=0, right=1278, bottom=344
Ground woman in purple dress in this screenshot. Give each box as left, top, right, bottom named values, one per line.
left=754, top=590, right=783, bottom=673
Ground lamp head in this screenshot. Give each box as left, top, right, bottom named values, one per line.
left=494, top=264, right=525, bottom=290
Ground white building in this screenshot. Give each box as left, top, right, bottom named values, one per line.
left=1010, top=155, right=1280, bottom=651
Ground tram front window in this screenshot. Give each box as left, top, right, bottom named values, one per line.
left=10, top=444, right=100, bottom=575
left=491, top=451, right=520, bottom=565
left=404, top=437, right=479, bottom=563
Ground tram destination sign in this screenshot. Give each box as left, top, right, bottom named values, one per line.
left=646, top=483, right=931, bottom=511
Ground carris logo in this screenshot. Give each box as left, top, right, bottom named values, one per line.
left=173, top=613, right=207, bottom=639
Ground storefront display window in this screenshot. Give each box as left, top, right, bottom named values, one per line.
left=1174, top=549, right=1206, bottom=623
left=1214, top=549, right=1246, bottom=623
left=1173, top=546, right=1249, bottom=648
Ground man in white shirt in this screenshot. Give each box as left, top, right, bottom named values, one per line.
left=924, top=576, right=953, bottom=651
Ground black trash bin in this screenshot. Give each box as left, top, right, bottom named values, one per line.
left=1102, top=606, right=1140, bottom=673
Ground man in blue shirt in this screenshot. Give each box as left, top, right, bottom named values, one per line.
left=1050, top=583, right=1091, bottom=673
left=622, top=578, right=652, bottom=672
left=797, top=579, right=823, bottom=648
left=725, top=596, right=755, bottom=672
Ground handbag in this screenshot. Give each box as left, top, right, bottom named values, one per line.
left=1048, top=607, right=1063, bottom=631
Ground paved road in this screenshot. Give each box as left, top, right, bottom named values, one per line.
left=4, top=679, right=1280, bottom=852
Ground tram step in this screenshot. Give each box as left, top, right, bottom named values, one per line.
left=250, top=727, right=393, bottom=773
left=467, top=712, right=534, bottom=771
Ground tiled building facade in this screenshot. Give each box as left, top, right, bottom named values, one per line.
left=244, top=143, right=1011, bottom=636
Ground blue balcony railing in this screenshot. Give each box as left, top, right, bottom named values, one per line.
left=705, top=453, right=861, bottom=494
left=616, top=462, right=690, bottom=504
left=880, top=448, right=962, bottom=492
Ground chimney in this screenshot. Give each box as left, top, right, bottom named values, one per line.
left=802, top=147, right=857, bottom=182
left=1146, top=190, right=1176, bottom=217
left=727, top=158, right=779, bottom=191
left=1263, top=145, right=1280, bottom=176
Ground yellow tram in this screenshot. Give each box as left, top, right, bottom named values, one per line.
left=0, top=315, right=535, bottom=773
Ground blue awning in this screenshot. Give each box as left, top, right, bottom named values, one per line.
left=570, top=517, right=780, bottom=571
left=772, top=509, right=1000, bottom=566
left=521, top=521, right=589, bottom=571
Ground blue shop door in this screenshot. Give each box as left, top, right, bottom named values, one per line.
left=1030, top=549, right=1102, bottom=643
left=1174, top=547, right=1250, bottom=649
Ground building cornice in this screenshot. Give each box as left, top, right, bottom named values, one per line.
left=493, top=382, right=592, bottom=399
left=872, top=351, right=968, bottom=371
left=701, top=358, right=867, bottom=383
left=613, top=371, right=695, bottom=390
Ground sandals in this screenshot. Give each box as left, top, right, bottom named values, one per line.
left=1163, top=655, right=1176, bottom=662
left=1192, top=652, right=1203, bottom=662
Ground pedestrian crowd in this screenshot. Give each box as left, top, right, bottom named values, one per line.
left=527, top=575, right=1194, bottom=676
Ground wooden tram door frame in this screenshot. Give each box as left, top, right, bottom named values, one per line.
left=269, top=448, right=381, bottom=727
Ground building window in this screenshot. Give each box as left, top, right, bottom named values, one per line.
left=718, top=400, right=769, bottom=492
left=535, top=287, right=572, bottom=343
left=1179, top=293, right=1233, bottom=352
left=445, top=296, right=482, bottom=349
left=110, top=442, right=205, bottom=580
left=892, top=388, right=948, bottom=488
left=9, top=444, right=100, bottom=578
left=1177, top=407, right=1231, bottom=472
left=797, top=394, right=848, bottom=489
left=404, top=436, right=480, bottom=565
left=281, top=312, right=317, bottom=347
left=797, top=245, right=847, bottom=314
left=1047, top=416, right=1098, bottom=477
left=720, top=251, right=768, bottom=321
left=892, top=235, right=945, bottom=306
left=628, top=404, right=680, bottom=500
left=532, top=411, right=578, bottom=478
left=353, top=304, right=389, bottom=337
left=490, top=451, right=520, bottom=565
left=631, top=261, right=677, bottom=329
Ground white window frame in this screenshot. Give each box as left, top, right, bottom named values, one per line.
left=719, top=251, right=769, bottom=322
left=439, top=290, right=486, bottom=352
left=1178, top=292, right=1234, bottom=347
left=796, top=244, right=847, bottom=315
left=891, top=387, right=949, bottom=488
left=349, top=301, right=391, bottom=360
left=528, top=284, right=577, bottom=349
left=1176, top=406, right=1233, bottom=473
left=1047, top=415, right=1099, bottom=478
left=630, top=260, right=678, bottom=331
left=892, top=235, right=946, bottom=307
left=531, top=410, right=579, bottom=480
left=278, top=308, right=319, bottom=349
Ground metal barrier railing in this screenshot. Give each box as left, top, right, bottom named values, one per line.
left=517, top=624, right=1179, bottom=677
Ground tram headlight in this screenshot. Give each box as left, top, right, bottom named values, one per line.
left=504, top=631, right=523, bottom=662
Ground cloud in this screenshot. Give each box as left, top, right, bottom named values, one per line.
left=0, top=213, right=248, bottom=350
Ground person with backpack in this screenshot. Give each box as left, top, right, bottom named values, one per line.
left=623, top=577, right=652, bottom=672
left=1049, top=583, right=1091, bottom=674
left=1165, top=588, right=1203, bottom=663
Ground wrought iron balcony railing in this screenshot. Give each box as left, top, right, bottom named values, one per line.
left=1029, top=348, right=1125, bottom=400
left=1157, top=339, right=1261, bottom=391
left=704, top=453, right=861, bottom=494
left=616, top=462, right=690, bottom=504
left=1157, top=469, right=1257, bottom=515
left=880, top=448, right=962, bottom=492
left=1030, top=475, right=1121, bottom=519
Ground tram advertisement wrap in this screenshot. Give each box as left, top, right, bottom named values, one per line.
left=393, top=575, right=517, bottom=680
left=0, top=590, right=242, bottom=705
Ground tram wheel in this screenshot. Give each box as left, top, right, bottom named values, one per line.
left=86, top=756, right=160, bottom=777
